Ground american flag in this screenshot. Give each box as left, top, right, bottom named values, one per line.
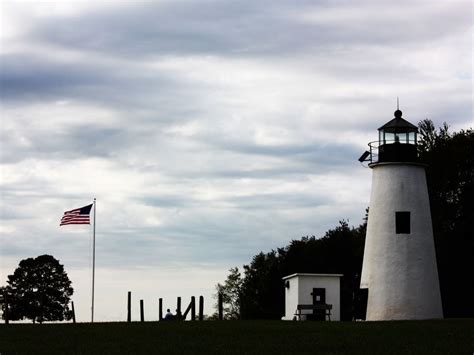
left=60, top=204, right=93, bottom=226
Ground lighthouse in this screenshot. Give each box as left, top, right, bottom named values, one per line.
left=359, top=108, right=443, bottom=320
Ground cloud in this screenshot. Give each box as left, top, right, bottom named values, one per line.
left=19, top=1, right=470, bottom=60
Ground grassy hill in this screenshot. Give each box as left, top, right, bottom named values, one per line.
left=0, top=319, right=473, bottom=354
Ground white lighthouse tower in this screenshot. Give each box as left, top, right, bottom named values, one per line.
left=359, top=108, right=443, bottom=320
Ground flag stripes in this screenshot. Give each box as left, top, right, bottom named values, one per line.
left=60, top=204, right=93, bottom=226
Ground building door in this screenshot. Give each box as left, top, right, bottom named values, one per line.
left=311, top=288, right=326, bottom=321
left=354, top=288, right=368, bottom=320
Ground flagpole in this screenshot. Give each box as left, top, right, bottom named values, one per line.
left=91, top=198, right=96, bottom=323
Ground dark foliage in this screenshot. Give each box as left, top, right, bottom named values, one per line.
left=418, top=120, right=474, bottom=317
left=214, top=267, right=243, bottom=320
left=1, top=254, right=74, bottom=323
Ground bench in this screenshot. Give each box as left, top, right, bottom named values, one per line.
left=294, top=304, right=332, bottom=321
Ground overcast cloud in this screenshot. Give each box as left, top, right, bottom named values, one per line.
left=1, top=0, right=472, bottom=321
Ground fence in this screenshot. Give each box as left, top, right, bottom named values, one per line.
left=127, top=291, right=220, bottom=322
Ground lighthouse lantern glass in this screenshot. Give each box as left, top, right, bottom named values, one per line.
left=395, top=132, right=408, bottom=144
left=379, top=129, right=417, bottom=145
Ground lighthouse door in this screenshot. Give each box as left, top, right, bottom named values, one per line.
left=311, top=288, right=326, bottom=320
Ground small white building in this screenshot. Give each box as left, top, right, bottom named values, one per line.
left=282, top=273, right=342, bottom=321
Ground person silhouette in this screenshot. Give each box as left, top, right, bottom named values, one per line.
left=164, top=309, right=174, bottom=320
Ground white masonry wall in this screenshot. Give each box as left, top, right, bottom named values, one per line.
left=361, top=163, right=443, bottom=320
left=282, top=273, right=342, bottom=321
left=283, top=276, right=299, bottom=320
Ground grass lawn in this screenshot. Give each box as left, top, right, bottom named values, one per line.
left=0, top=319, right=473, bottom=354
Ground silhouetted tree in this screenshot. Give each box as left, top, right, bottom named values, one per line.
left=1, top=255, right=74, bottom=323
left=418, top=119, right=474, bottom=317
left=240, top=250, right=286, bottom=319
left=214, top=267, right=243, bottom=320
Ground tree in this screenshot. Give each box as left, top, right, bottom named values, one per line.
left=1, top=255, right=74, bottom=323
left=418, top=120, right=474, bottom=317
left=214, top=267, right=243, bottom=320
left=240, top=250, right=285, bottom=319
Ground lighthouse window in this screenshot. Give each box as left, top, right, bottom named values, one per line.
left=384, top=132, right=395, bottom=143
left=396, top=211, right=411, bottom=234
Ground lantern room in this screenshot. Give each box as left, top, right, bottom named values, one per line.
left=379, top=110, right=417, bottom=144
left=362, top=109, right=419, bottom=164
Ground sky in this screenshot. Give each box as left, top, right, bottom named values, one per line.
left=0, top=0, right=472, bottom=322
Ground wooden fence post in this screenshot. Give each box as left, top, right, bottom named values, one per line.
left=4, top=294, right=8, bottom=325
left=127, top=291, right=131, bottom=322
left=71, top=301, right=76, bottom=324
left=177, top=297, right=182, bottom=320
left=140, top=300, right=144, bottom=322
left=218, top=293, right=223, bottom=320
left=182, top=298, right=194, bottom=320
left=239, top=292, right=243, bottom=320
left=191, top=296, right=196, bottom=321
left=199, top=296, right=204, bottom=321
left=159, top=298, right=163, bottom=321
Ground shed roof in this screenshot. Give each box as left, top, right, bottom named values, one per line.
left=282, top=273, right=344, bottom=280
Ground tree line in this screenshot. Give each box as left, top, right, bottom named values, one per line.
left=216, top=120, right=474, bottom=320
